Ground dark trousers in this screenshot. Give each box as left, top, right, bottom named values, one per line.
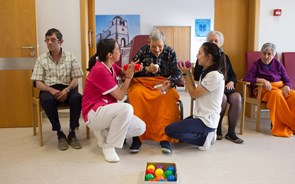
left=39, top=84, right=82, bottom=132
left=165, top=116, right=215, bottom=146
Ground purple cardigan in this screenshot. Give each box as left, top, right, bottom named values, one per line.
left=243, top=58, right=292, bottom=88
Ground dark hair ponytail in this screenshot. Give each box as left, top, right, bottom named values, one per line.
left=87, top=54, right=98, bottom=72
left=87, top=38, right=116, bottom=72
left=200, top=42, right=227, bottom=80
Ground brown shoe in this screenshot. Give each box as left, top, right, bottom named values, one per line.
left=68, top=137, right=82, bottom=149
left=58, top=137, right=69, bottom=151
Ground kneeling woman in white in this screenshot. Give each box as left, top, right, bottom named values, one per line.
left=165, top=42, right=225, bottom=150
left=82, top=38, right=145, bottom=162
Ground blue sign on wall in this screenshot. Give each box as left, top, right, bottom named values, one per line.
left=195, top=19, right=211, bottom=37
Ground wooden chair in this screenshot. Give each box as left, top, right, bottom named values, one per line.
left=282, top=52, right=295, bottom=90
left=32, top=83, right=90, bottom=146
left=242, top=51, right=278, bottom=132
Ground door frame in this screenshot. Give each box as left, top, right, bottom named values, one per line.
left=80, top=0, right=96, bottom=88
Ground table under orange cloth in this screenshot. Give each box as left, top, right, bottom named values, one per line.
left=128, top=76, right=180, bottom=142
left=259, top=81, right=295, bottom=137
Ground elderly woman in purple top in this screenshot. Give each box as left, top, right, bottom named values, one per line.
left=243, top=42, right=295, bottom=137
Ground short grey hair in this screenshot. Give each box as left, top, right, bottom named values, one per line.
left=206, top=30, right=224, bottom=47
left=261, top=42, right=277, bottom=56
left=149, top=29, right=166, bottom=43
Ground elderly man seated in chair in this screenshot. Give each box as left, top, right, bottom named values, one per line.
left=127, top=29, right=182, bottom=154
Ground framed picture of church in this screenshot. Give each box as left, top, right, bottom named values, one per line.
left=96, top=15, right=140, bottom=47
left=95, top=15, right=140, bottom=66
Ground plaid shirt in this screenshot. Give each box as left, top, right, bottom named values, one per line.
left=31, top=50, right=84, bottom=86
left=132, top=45, right=182, bottom=85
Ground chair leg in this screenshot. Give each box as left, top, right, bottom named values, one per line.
left=32, top=100, right=37, bottom=136
left=256, top=106, right=261, bottom=132
left=240, top=111, right=245, bottom=135
left=240, top=97, right=246, bottom=135
left=86, top=126, right=90, bottom=139
left=36, top=100, right=43, bottom=146
left=38, top=117, right=43, bottom=146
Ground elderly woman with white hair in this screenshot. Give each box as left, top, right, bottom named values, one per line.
left=194, top=30, right=244, bottom=144
left=243, top=42, right=295, bottom=137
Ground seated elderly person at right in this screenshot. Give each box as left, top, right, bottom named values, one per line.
left=243, top=42, right=295, bottom=137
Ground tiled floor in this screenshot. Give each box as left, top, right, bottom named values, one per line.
left=1, top=89, right=294, bottom=184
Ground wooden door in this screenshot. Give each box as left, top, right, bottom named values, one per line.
left=214, top=0, right=248, bottom=81
left=173, top=27, right=191, bottom=62
left=214, top=0, right=260, bottom=116
left=0, top=0, right=37, bottom=127
left=156, top=26, right=191, bottom=62
left=214, top=0, right=260, bottom=81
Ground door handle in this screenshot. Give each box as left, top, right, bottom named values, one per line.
left=22, top=46, right=35, bottom=51
left=22, top=45, right=35, bottom=57
left=88, top=29, right=93, bottom=48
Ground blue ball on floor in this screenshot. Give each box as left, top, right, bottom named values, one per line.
left=167, top=174, right=176, bottom=181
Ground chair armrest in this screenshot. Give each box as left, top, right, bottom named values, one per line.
left=236, top=80, right=250, bottom=102
left=237, top=79, right=263, bottom=87
left=239, top=80, right=264, bottom=104
left=237, top=79, right=250, bottom=86
left=236, top=80, right=264, bottom=95
left=254, top=82, right=264, bottom=87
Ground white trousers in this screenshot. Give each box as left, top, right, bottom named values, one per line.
left=86, top=103, right=145, bottom=148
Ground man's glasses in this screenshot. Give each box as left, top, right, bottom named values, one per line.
left=44, top=38, right=59, bottom=43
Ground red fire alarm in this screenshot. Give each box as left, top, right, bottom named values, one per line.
left=273, top=9, right=282, bottom=16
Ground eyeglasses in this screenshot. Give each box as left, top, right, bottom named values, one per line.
left=44, top=38, right=59, bottom=43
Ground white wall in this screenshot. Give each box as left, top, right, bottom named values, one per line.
left=36, top=0, right=295, bottom=64
left=95, top=0, right=214, bottom=62
left=259, top=0, right=295, bottom=59
left=35, top=0, right=212, bottom=63
left=36, top=0, right=81, bottom=63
